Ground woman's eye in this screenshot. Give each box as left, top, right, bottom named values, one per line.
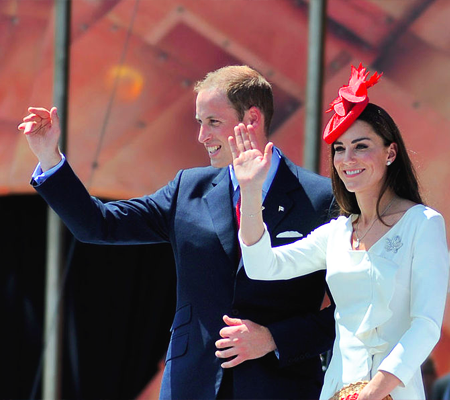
left=356, top=144, right=368, bottom=150
left=334, top=146, right=344, bottom=152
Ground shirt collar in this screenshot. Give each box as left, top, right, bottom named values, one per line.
left=229, top=146, right=281, bottom=199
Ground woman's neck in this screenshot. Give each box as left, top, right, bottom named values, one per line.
left=356, top=190, right=397, bottom=224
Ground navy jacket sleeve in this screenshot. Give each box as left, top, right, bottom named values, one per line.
left=268, top=291, right=335, bottom=368
left=259, top=159, right=337, bottom=368
left=33, top=160, right=178, bottom=245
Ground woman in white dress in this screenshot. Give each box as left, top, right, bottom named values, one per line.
left=229, top=65, right=449, bottom=400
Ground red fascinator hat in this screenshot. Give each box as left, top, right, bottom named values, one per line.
left=323, top=63, right=382, bottom=144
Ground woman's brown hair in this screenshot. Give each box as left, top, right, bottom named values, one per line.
left=330, top=103, right=423, bottom=218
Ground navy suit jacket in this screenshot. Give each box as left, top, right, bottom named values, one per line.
left=34, top=154, right=335, bottom=399
left=432, top=373, right=450, bottom=400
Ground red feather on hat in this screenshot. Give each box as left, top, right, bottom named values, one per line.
left=323, top=64, right=382, bottom=144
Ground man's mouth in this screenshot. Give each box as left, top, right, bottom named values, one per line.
left=207, top=145, right=221, bottom=155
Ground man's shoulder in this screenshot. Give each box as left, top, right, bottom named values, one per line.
left=173, top=165, right=229, bottom=191
left=297, top=165, right=331, bottom=186
left=179, top=165, right=226, bottom=180
left=281, top=155, right=331, bottom=190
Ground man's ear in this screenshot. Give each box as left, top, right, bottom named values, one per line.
left=243, top=106, right=263, bottom=130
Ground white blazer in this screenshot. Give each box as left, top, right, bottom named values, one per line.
left=241, top=205, right=449, bottom=400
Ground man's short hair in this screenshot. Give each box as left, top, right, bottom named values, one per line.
left=194, top=65, right=274, bottom=135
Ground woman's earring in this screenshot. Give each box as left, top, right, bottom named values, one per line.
left=386, top=161, right=392, bottom=166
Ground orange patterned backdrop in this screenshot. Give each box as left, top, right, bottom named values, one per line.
left=1, top=0, right=449, bottom=396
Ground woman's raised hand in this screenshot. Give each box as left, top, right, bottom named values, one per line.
left=18, top=106, right=63, bottom=171
left=228, top=123, right=273, bottom=192
left=229, top=123, right=270, bottom=245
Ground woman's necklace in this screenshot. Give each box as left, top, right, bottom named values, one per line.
left=354, top=197, right=396, bottom=249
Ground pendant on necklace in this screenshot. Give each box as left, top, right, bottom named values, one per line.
left=355, top=238, right=360, bottom=249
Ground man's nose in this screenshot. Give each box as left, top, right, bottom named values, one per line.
left=198, top=125, right=211, bottom=143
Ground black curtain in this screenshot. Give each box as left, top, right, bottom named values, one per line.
left=1, top=194, right=176, bottom=399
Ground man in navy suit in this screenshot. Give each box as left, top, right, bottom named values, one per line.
left=20, top=65, right=335, bottom=399
left=433, top=373, right=450, bottom=400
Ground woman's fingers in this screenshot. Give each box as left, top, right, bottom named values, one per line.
left=247, top=124, right=259, bottom=150
left=228, top=135, right=238, bottom=160
left=234, top=124, right=244, bottom=153
left=234, top=123, right=256, bottom=152
left=264, top=142, right=273, bottom=162
left=242, top=125, right=251, bottom=150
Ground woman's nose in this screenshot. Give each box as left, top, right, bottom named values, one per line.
left=343, top=149, right=355, bottom=163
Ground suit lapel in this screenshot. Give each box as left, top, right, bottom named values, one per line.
left=263, top=157, right=299, bottom=232
left=204, top=168, right=237, bottom=265
left=204, top=157, right=300, bottom=263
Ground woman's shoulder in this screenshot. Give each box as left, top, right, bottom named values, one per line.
left=394, top=202, right=445, bottom=230
left=325, top=214, right=352, bottom=231
left=401, top=202, right=443, bottom=219
left=307, top=215, right=350, bottom=238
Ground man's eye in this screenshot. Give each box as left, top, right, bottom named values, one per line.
left=210, top=120, right=220, bottom=126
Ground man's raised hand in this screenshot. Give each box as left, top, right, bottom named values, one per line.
left=18, top=107, right=63, bottom=171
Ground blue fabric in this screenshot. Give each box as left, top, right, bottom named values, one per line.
left=32, top=154, right=66, bottom=184
left=229, top=146, right=281, bottom=206
left=32, top=154, right=335, bottom=399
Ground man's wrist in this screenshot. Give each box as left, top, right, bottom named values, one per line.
left=32, top=154, right=66, bottom=186
left=40, top=152, right=63, bottom=172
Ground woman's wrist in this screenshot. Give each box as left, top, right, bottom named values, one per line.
left=239, top=206, right=265, bottom=218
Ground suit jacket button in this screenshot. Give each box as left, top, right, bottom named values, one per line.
left=231, top=309, right=239, bottom=316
